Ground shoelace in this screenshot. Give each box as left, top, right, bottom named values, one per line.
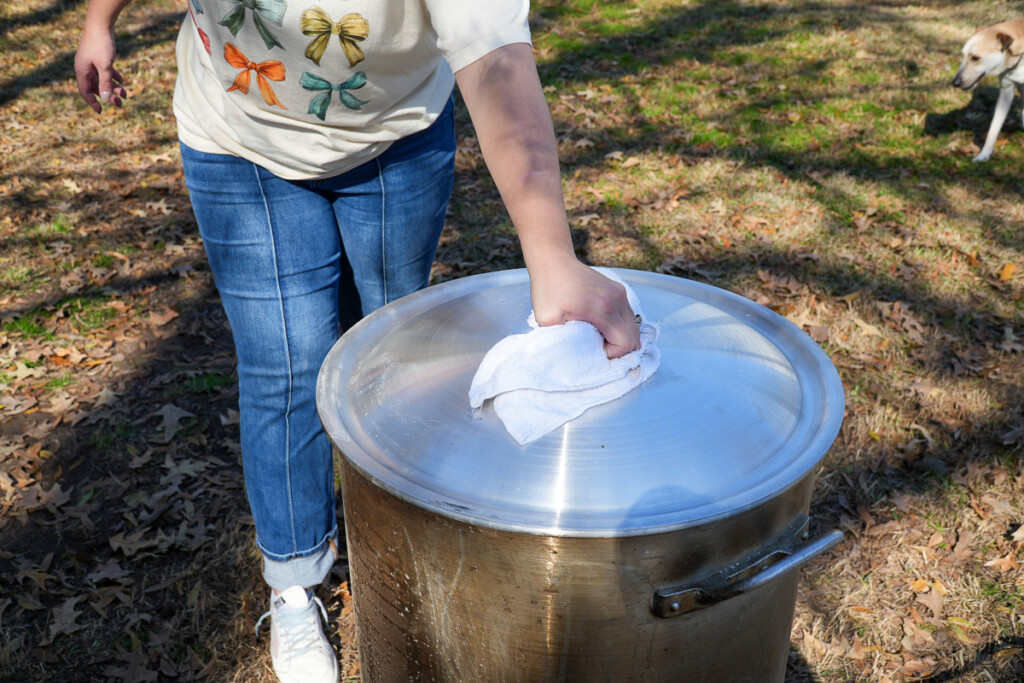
left=255, top=594, right=331, bottom=661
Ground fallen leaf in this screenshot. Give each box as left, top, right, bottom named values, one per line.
left=890, top=493, right=914, bottom=513
left=899, top=657, right=938, bottom=676
left=947, top=622, right=976, bottom=645
left=908, top=578, right=930, bottom=592
left=109, top=528, right=160, bottom=557
left=916, top=590, right=943, bottom=620
left=86, top=559, right=131, bottom=584
left=846, top=635, right=867, bottom=660
left=999, top=262, right=1018, bottom=281
left=93, top=386, right=119, bottom=407
left=19, top=483, right=72, bottom=512
left=148, top=307, right=179, bottom=327
left=48, top=596, right=85, bottom=640
left=952, top=529, right=976, bottom=561
left=980, top=494, right=1014, bottom=517
left=151, top=404, right=195, bottom=443
left=994, top=647, right=1023, bottom=662
left=8, top=362, right=46, bottom=380
left=984, top=552, right=1020, bottom=573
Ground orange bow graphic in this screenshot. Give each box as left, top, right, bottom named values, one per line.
left=224, top=43, right=286, bottom=108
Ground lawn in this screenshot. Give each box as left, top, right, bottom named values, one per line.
left=1, top=0, right=1023, bottom=681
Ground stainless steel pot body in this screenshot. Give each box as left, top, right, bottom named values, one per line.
left=341, top=457, right=818, bottom=682
left=317, top=269, right=846, bottom=683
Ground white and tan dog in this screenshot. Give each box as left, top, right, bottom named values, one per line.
left=953, top=18, right=1024, bottom=161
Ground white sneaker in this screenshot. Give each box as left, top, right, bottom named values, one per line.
left=255, top=585, right=339, bottom=683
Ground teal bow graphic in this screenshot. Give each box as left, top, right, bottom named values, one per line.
left=301, top=72, right=369, bottom=120
left=190, top=0, right=203, bottom=14
left=219, top=0, right=286, bottom=50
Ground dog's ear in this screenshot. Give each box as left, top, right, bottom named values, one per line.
left=996, top=31, right=1024, bottom=56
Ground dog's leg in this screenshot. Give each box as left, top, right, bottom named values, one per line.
left=974, top=83, right=1016, bottom=161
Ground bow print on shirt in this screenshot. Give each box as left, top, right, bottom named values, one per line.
left=219, top=0, right=286, bottom=50
left=300, top=7, right=368, bottom=67
left=224, top=43, right=286, bottom=108
left=301, top=72, right=368, bottom=119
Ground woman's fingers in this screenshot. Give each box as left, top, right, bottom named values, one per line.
left=531, top=260, right=642, bottom=359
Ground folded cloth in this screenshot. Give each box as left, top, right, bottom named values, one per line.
left=469, top=269, right=660, bottom=445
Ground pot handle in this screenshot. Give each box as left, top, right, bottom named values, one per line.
left=651, top=516, right=843, bottom=619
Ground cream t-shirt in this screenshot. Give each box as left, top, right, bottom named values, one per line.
left=173, top=0, right=531, bottom=180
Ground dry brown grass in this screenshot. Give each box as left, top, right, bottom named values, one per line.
left=2, top=0, right=1023, bottom=680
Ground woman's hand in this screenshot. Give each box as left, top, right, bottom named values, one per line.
left=455, top=44, right=640, bottom=358
left=74, top=1, right=132, bottom=113
left=529, top=251, right=641, bottom=359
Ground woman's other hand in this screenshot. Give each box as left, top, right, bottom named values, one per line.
left=75, top=0, right=132, bottom=112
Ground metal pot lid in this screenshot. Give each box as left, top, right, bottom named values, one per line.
left=316, top=269, right=844, bottom=537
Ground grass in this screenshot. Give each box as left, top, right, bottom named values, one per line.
left=179, top=371, right=234, bottom=395
left=1, top=0, right=1024, bottom=681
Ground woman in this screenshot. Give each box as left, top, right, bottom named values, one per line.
left=75, top=1, right=640, bottom=680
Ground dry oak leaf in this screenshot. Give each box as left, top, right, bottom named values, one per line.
left=147, top=306, right=179, bottom=327
left=48, top=596, right=85, bottom=640
left=108, top=528, right=161, bottom=557
left=916, top=590, right=943, bottom=620
left=951, top=529, right=976, bottom=562
left=908, top=578, right=931, bottom=593
left=19, top=482, right=71, bottom=512
left=846, top=635, right=868, bottom=660
left=984, top=552, right=1021, bottom=573
left=151, top=404, right=195, bottom=444
left=899, top=657, right=938, bottom=677
left=103, top=647, right=158, bottom=682
left=980, top=494, right=1014, bottom=517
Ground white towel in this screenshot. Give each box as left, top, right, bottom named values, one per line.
left=468, top=269, right=660, bottom=445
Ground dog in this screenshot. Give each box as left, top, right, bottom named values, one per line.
left=953, top=18, right=1024, bottom=161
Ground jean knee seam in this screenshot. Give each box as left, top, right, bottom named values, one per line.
left=253, top=166, right=299, bottom=553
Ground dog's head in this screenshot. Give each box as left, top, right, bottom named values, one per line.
left=953, top=22, right=1024, bottom=89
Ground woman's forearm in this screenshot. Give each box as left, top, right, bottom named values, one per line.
left=454, top=43, right=575, bottom=273
left=83, top=0, right=135, bottom=32
left=455, top=43, right=641, bottom=357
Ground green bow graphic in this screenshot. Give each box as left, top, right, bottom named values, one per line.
left=219, top=0, right=286, bottom=50
left=301, top=72, right=369, bottom=120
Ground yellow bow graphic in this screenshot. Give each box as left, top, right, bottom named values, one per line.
left=300, top=7, right=369, bottom=67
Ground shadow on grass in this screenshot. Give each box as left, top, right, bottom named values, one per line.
left=0, top=0, right=88, bottom=37
left=924, top=85, right=1024, bottom=151
left=3, top=0, right=1023, bottom=679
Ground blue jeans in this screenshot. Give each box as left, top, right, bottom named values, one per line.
left=181, top=98, right=455, bottom=591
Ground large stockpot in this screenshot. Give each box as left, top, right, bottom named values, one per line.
left=316, top=269, right=845, bottom=682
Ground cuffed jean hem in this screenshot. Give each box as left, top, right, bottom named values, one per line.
left=261, top=528, right=339, bottom=591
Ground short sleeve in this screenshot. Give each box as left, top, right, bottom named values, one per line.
left=423, top=0, right=532, bottom=73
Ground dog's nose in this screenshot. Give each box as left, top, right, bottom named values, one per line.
left=952, top=74, right=962, bottom=88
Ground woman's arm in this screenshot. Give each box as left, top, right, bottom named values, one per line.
left=74, top=0, right=134, bottom=113
left=454, top=43, right=641, bottom=358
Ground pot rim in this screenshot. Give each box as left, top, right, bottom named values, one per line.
left=317, top=269, right=845, bottom=537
